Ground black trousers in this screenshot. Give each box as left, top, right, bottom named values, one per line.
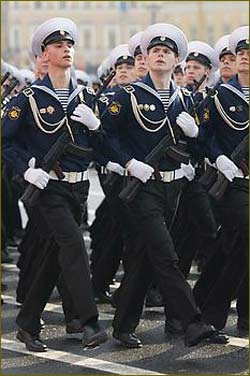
left=90, top=174, right=124, bottom=292
left=16, top=180, right=98, bottom=335
left=197, top=178, right=249, bottom=330
left=113, top=179, right=201, bottom=333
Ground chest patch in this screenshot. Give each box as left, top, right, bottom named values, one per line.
left=8, top=106, right=21, bottom=120
left=108, top=101, right=121, bottom=115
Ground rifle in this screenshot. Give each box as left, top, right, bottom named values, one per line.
left=20, top=70, right=116, bottom=208
left=208, top=134, right=248, bottom=200
left=1, top=71, right=10, bottom=86
left=117, top=75, right=208, bottom=203
left=1, top=78, right=19, bottom=106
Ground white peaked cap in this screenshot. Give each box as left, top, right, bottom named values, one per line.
left=207, top=69, right=220, bottom=87
left=214, top=34, right=233, bottom=59
left=128, top=31, right=144, bottom=56
left=109, top=44, right=134, bottom=68
left=75, top=70, right=91, bottom=85
left=229, top=25, right=249, bottom=54
left=19, top=69, right=35, bottom=83
left=140, top=23, right=188, bottom=62
left=31, top=17, right=77, bottom=57
left=187, top=41, right=219, bottom=71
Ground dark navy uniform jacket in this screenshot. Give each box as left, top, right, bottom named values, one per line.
left=2, top=74, right=107, bottom=176
left=198, top=75, right=249, bottom=163
left=101, top=73, right=193, bottom=171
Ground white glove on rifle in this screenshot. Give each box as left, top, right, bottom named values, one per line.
left=216, top=155, right=238, bottom=182
left=126, top=158, right=154, bottom=183
left=71, top=103, right=100, bottom=131
left=181, top=162, right=195, bottom=181
left=106, top=161, right=125, bottom=176
left=24, top=157, right=52, bottom=190
left=176, top=112, right=199, bottom=138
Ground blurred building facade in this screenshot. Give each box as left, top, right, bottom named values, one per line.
left=1, top=1, right=249, bottom=72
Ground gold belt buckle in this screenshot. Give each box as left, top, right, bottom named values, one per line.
left=162, top=171, right=174, bottom=182
left=68, top=172, right=77, bottom=183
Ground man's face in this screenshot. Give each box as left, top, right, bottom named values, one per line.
left=35, top=54, right=49, bottom=76
left=115, top=63, right=136, bottom=85
left=236, top=48, right=249, bottom=74
left=174, top=72, right=186, bottom=87
left=147, top=45, right=178, bottom=74
left=185, top=60, right=210, bottom=85
left=44, top=40, right=74, bottom=68
left=134, top=54, right=148, bottom=78
left=219, top=54, right=236, bottom=80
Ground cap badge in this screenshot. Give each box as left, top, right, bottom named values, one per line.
left=149, top=104, right=156, bottom=111
left=60, top=30, right=66, bottom=36
left=123, top=55, right=128, bottom=60
left=246, top=38, right=249, bottom=44
left=193, top=52, right=199, bottom=57
left=143, top=104, right=150, bottom=111
left=229, top=106, right=236, bottom=112
left=160, top=36, right=166, bottom=41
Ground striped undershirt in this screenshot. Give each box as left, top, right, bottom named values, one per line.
left=54, top=88, right=70, bottom=113
left=157, top=89, right=170, bottom=113
left=242, top=87, right=249, bottom=104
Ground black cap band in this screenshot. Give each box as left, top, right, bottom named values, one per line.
left=186, top=52, right=212, bottom=68
left=115, top=55, right=135, bottom=68
left=219, top=47, right=234, bottom=60
left=42, top=30, right=74, bottom=51
left=174, top=65, right=183, bottom=74
left=236, top=39, right=249, bottom=53
left=134, top=46, right=142, bottom=57
left=147, top=36, right=178, bottom=55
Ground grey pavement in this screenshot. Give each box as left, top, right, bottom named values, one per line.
left=1, top=168, right=249, bottom=375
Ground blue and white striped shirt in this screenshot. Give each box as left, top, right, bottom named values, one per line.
left=157, top=89, right=170, bottom=114
left=54, top=88, right=70, bottom=113
left=242, top=86, right=249, bottom=104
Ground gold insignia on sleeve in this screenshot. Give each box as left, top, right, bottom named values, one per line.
left=8, top=106, right=21, bottom=120
left=47, top=106, right=55, bottom=114
left=108, top=101, right=121, bottom=115
left=203, top=108, right=210, bottom=121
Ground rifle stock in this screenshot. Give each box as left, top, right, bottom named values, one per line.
left=208, top=134, right=248, bottom=200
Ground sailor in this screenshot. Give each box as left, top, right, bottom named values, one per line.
left=2, top=17, right=108, bottom=352
left=76, top=22, right=221, bottom=348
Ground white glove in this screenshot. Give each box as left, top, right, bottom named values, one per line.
left=181, top=162, right=195, bottom=181
left=71, top=103, right=100, bottom=131
left=126, top=158, right=154, bottom=183
left=106, top=161, right=125, bottom=176
left=176, top=112, right=199, bottom=138
left=24, top=157, right=51, bottom=190
left=216, top=155, right=238, bottom=182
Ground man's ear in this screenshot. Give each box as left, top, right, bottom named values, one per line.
left=205, top=67, right=211, bottom=79
left=43, top=48, right=49, bottom=61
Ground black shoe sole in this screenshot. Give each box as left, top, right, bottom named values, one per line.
left=185, top=329, right=215, bottom=347
left=16, top=332, right=47, bottom=352
left=113, top=333, right=143, bottom=348
left=82, top=331, right=108, bottom=349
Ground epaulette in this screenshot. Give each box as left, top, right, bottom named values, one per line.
left=180, top=87, right=192, bottom=96
left=123, top=85, right=135, bottom=94
left=86, top=86, right=95, bottom=95
left=22, top=87, right=34, bottom=97
left=99, top=96, right=109, bottom=104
